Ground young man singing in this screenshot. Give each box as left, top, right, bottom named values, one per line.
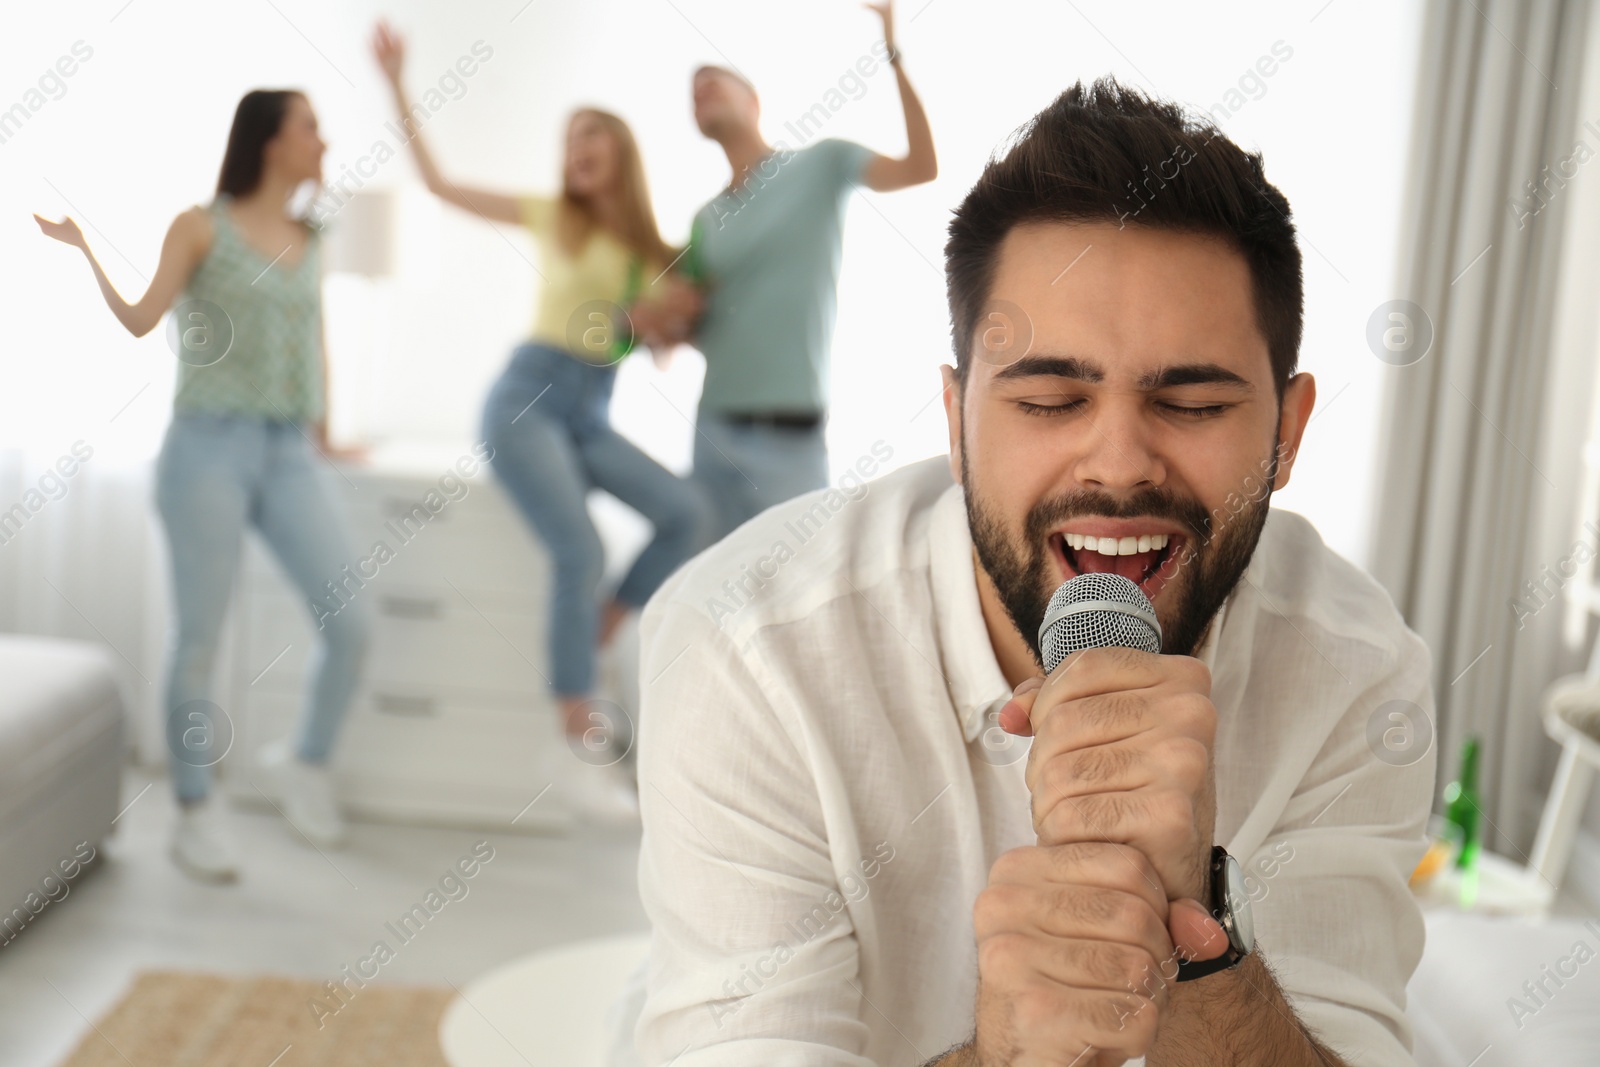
left=631, top=77, right=1435, bottom=1067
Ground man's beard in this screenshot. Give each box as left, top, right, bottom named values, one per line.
left=962, top=443, right=1276, bottom=663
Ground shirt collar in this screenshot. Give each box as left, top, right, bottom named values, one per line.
left=928, top=481, right=1234, bottom=744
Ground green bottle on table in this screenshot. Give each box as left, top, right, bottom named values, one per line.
left=1442, top=736, right=1482, bottom=871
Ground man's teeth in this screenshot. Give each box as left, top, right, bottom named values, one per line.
left=1064, top=532, right=1170, bottom=556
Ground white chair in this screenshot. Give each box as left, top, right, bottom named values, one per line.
left=1527, top=674, right=1600, bottom=891
left=1526, top=588, right=1600, bottom=894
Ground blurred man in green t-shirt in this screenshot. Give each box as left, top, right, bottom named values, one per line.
left=666, top=2, right=937, bottom=543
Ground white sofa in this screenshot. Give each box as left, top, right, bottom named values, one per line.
left=0, top=634, right=124, bottom=943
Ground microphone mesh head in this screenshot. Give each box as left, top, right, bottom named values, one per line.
left=1039, top=572, right=1161, bottom=672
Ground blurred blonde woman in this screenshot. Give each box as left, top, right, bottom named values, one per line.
left=373, top=22, right=707, bottom=821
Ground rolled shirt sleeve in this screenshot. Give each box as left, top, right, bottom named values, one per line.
left=1239, top=627, right=1437, bottom=1067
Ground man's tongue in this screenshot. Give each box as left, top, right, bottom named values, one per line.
left=1076, top=547, right=1158, bottom=583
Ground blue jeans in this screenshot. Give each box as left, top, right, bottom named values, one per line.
left=155, top=414, right=371, bottom=803
left=481, top=342, right=709, bottom=697
left=692, top=411, right=829, bottom=542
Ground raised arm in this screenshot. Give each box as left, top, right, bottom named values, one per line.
left=34, top=206, right=210, bottom=338
left=371, top=19, right=521, bottom=224
left=859, top=1, right=937, bottom=193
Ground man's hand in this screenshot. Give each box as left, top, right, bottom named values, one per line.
left=971, top=842, right=1228, bottom=1066
left=1001, top=646, right=1217, bottom=902
left=631, top=274, right=703, bottom=349
left=864, top=0, right=897, bottom=53
left=371, top=19, right=406, bottom=86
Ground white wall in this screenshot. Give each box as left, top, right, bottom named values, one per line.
left=3, top=0, right=1422, bottom=568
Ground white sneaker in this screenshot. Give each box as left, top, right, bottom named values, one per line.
left=564, top=759, right=641, bottom=828
left=171, top=797, right=240, bottom=883
left=257, top=738, right=347, bottom=848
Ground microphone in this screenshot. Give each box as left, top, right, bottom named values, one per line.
left=1038, top=572, right=1162, bottom=672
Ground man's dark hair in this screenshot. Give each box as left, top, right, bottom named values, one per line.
left=945, top=77, right=1303, bottom=396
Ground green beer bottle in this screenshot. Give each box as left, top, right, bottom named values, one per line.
left=1442, top=736, right=1481, bottom=871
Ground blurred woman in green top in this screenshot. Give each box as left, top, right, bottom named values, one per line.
left=374, top=22, right=707, bottom=820
left=36, top=90, right=369, bottom=883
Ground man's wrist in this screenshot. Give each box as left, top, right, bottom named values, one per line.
left=1165, top=953, right=1350, bottom=1066
left=1175, top=845, right=1251, bottom=981
left=919, top=1039, right=976, bottom=1066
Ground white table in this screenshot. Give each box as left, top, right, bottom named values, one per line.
left=1406, top=851, right=1600, bottom=1066
left=1407, top=910, right=1600, bottom=1067
left=439, top=932, right=652, bottom=1067
left=1410, top=848, right=1553, bottom=916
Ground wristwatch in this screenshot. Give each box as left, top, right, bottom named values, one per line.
left=1174, top=845, right=1254, bottom=981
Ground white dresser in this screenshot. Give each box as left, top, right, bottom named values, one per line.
left=221, top=442, right=581, bottom=832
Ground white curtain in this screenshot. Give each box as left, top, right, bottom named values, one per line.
left=0, top=446, right=171, bottom=766
left=1371, top=0, right=1600, bottom=854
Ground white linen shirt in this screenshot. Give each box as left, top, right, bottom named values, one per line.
left=631, top=455, right=1437, bottom=1067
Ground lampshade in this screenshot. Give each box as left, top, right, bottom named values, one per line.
left=321, top=188, right=397, bottom=278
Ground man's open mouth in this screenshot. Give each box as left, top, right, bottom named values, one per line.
left=1048, top=527, right=1187, bottom=602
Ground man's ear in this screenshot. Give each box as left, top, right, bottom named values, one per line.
left=941, top=364, right=963, bottom=485
left=1271, top=372, right=1317, bottom=491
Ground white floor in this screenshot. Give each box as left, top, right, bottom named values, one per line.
left=0, top=763, right=648, bottom=1067
left=6, top=763, right=1597, bottom=1067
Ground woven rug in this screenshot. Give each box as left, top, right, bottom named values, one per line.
left=53, top=970, right=455, bottom=1067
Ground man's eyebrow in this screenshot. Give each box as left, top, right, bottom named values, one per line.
left=989, top=354, right=1104, bottom=383
left=1137, top=363, right=1255, bottom=391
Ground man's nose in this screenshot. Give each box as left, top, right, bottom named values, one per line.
left=1070, top=404, right=1165, bottom=492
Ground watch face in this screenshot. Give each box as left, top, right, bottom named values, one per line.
left=1221, top=855, right=1255, bottom=953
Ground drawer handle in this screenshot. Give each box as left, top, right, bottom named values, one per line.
left=373, top=692, right=438, bottom=717
left=381, top=595, right=442, bottom=619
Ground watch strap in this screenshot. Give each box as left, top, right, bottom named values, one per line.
left=1174, top=947, right=1241, bottom=982
left=1174, top=845, right=1246, bottom=982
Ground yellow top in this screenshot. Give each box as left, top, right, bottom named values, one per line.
left=521, top=195, right=638, bottom=361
